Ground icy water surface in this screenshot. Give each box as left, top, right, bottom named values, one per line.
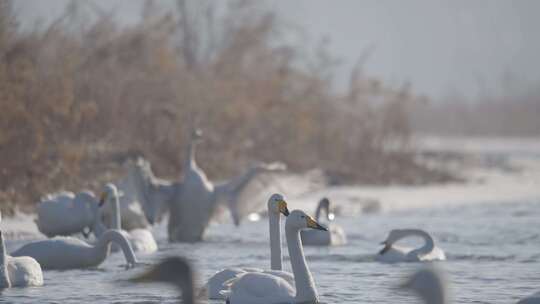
left=2, top=199, right=540, bottom=303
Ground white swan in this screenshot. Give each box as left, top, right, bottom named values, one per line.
left=301, top=197, right=347, bottom=246
left=11, top=229, right=137, bottom=270
left=97, top=183, right=158, bottom=253
left=205, top=193, right=292, bottom=299
left=0, top=231, right=43, bottom=288
left=221, top=210, right=327, bottom=304
left=132, top=257, right=197, bottom=304
left=35, top=190, right=101, bottom=238
left=168, top=128, right=286, bottom=242
left=376, top=229, right=446, bottom=263
left=400, top=266, right=449, bottom=304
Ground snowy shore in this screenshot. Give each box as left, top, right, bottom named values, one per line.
left=2, top=136, right=539, bottom=240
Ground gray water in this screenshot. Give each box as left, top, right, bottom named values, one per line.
left=2, top=199, right=540, bottom=304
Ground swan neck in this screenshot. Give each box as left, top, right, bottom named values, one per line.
left=314, top=201, right=328, bottom=221
left=179, top=275, right=195, bottom=304
left=97, top=230, right=137, bottom=265
left=0, top=233, right=10, bottom=288
left=185, top=139, right=197, bottom=169
left=111, top=191, right=122, bottom=230
left=285, top=226, right=318, bottom=302
left=269, top=210, right=282, bottom=270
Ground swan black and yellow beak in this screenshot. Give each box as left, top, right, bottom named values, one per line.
left=278, top=200, right=290, bottom=216
left=98, top=192, right=107, bottom=207
left=306, top=216, right=328, bottom=231
left=379, top=241, right=391, bottom=255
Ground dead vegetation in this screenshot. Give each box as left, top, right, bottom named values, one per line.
left=0, top=0, right=454, bottom=215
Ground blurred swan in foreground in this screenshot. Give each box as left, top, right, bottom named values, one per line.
left=1, top=230, right=43, bottom=288
left=168, top=128, right=286, bottom=242
left=11, top=229, right=137, bottom=270
left=35, top=190, right=101, bottom=238
left=400, top=266, right=449, bottom=304
left=220, top=210, right=327, bottom=304
left=376, top=229, right=446, bottom=263
left=205, top=194, right=292, bottom=299
left=132, top=257, right=197, bottom=304
left=97, top=183, right=157, bottom=253
left=301, top=197, right=347, bottom=246
left=518, top=291, right=540, bottom=304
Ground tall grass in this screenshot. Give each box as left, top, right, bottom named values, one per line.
left=0, top=0, right=450, bottom=214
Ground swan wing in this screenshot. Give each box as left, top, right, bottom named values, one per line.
left=223, top=272, right=295, bottom=304
left=6, top=256, right=43, bottom=287
left=206, top=268, right=251, bottom=299
left=218, top=168, right=326, bottom=225
left=261, top=270, right=295, bottom=287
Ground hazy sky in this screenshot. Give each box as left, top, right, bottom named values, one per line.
left=13, top=0, right=540, bottom=100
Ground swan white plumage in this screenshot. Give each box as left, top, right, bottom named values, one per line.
left=97, top=183, right=158, bottom=253
left=0, top=231, right=43, bottom=288
left=400, top=266, right=449, bottom=304
left=376, top=229, right=446, bottom=263
left=205, top=193, right=292, bottom=299
left=132, top=257, right=197, bottom=304
left=168, top=128, right=287, bottom=242
left=301, top=197, right=347, bottom=246
left=11, top=229, right=137, bottom=270
left=35, top=190, right=101, bottom=238
left=221, top=209, right=327, bottom=304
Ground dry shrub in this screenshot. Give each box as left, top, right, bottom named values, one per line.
left=0, top=0, right=451, bottom=214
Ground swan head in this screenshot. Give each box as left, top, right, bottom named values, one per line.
left=400, top=267, right=449, bottom=304
left=191, top=128, right=203, bottom=141
left=98, top=183, right=120, bottom=207
left=286, top=210, right=327, bottom=231
left=268, top=193, right=289, bottom=216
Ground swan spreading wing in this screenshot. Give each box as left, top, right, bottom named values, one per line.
left=217, top=166, right=327, bottom=225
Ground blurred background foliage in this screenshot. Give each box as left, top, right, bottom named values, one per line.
left=0, top=0, right=456, bottom=214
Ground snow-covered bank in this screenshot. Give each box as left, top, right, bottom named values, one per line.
left=2, top=137, right=539, bottom=239
left=294, top=136, right=540, bottom=214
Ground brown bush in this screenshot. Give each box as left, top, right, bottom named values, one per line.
left=0, top=0, right=450, bottom=214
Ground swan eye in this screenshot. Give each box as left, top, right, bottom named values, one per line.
left=301, top=215, right=305, bottom=219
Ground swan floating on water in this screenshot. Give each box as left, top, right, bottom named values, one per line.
left=168, top=128, right=286, bottom=242
left=1, top=231, right=43, bottom=288
left=301, top=197, right=347, bottom=246
left=220, top=209, right=327, bottom=304
left=11, top=229, right=137, bottom=270
left=132, top=257, right=197, bottom=304
left=205, top=193, right=292, bottom=299
left=97, top=183, right=158, bottom=253
left=376, top=229, right=446, bottom=263
left=400, top=266, right=449, bottom=304
left=35, top=190, right=101, bottom=238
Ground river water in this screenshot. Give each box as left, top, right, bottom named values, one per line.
left=2, top=197, right=540, bottom=303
